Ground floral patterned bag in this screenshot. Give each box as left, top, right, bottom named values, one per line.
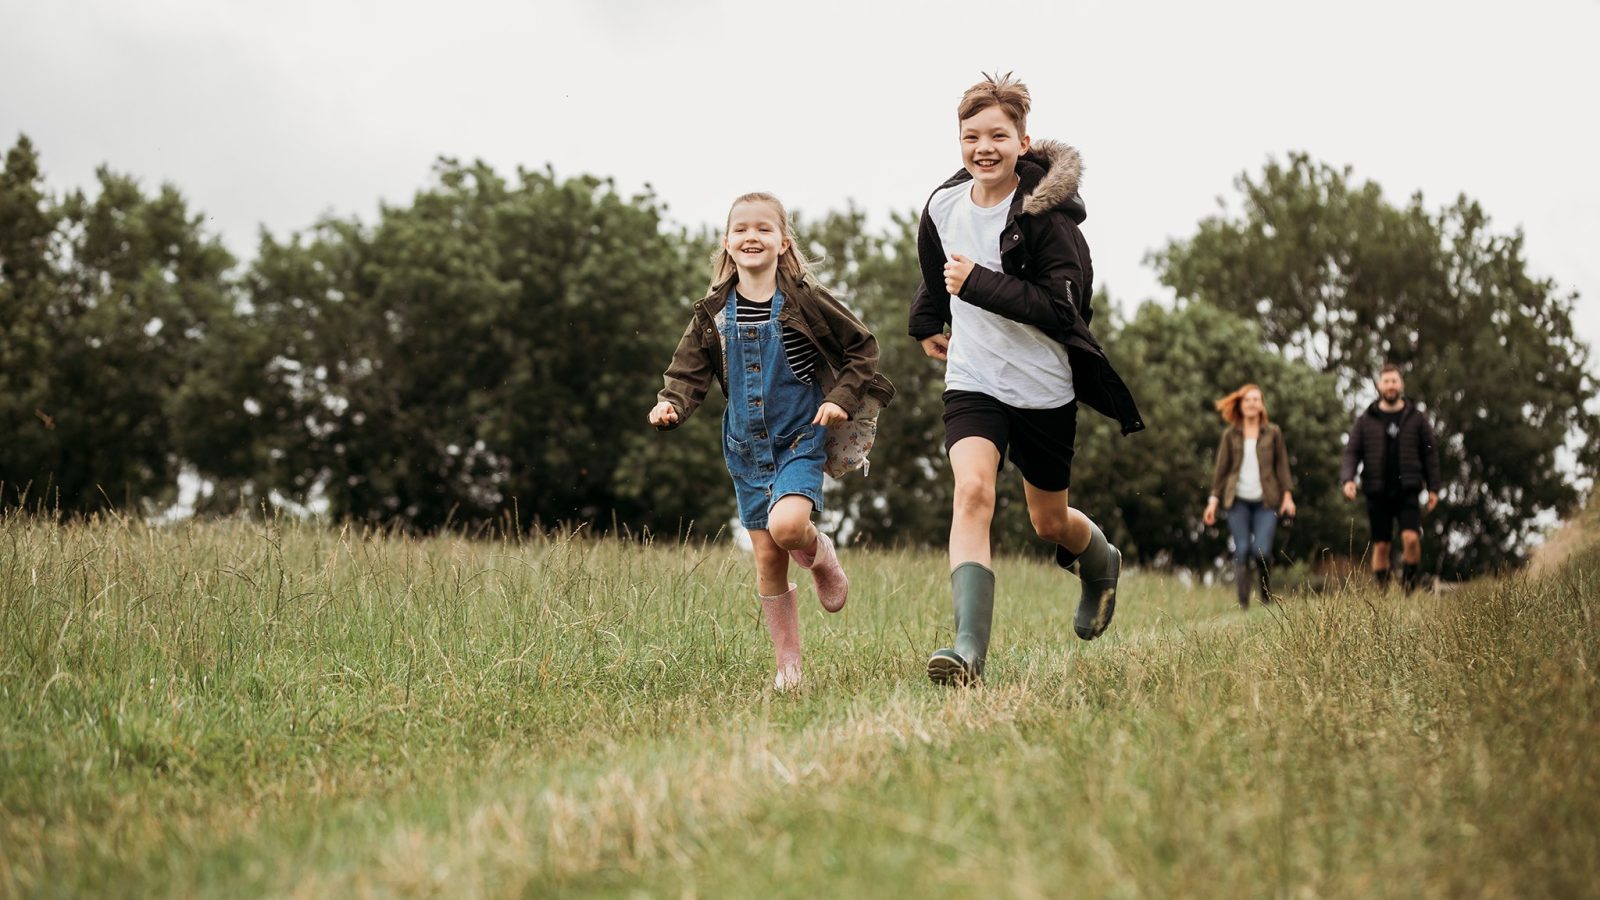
left=824, top=394, right=882, bottom=478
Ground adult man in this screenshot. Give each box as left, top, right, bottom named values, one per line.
left=1340, top=364, right=1441, bottom=593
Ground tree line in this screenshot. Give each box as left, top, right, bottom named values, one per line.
left=3, top=136, right=1594, bottom=577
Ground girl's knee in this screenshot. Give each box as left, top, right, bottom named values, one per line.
left=767, top=513, right=813, bottom=550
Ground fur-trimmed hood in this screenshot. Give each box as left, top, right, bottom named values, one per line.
left=1018, top=139, right=1084, bottom=221
left=931, top=138, right=1086, bottom=224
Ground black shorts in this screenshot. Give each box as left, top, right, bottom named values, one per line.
left=942, top=390, right=1077, bottom=491
left=1366, top=491, right=1421, bottom=543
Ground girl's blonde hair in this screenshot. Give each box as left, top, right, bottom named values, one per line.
left=709, top=192, right=817, bottom=291
left=1215, top=383, right=1270, bottom=425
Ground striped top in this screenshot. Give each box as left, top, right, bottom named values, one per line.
left=735, top=291, right=820, bottom=384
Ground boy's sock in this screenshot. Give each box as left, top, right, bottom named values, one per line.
left=759, top=583, right=803, bottom=691
left=791, top=531, right=848, bottom=613
left=1401, top=563, right=1420, bottom=595
left=927, top=562, right=995, bottom=686
left=1070, top=520, right=1121, bottom=640
left=1374, top=568, right=1391, bottom=590
left=1234, top=561, right=1251, bottom=609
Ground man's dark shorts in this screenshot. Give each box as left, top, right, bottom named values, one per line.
left=942, top=390, right=1077, bottom=491
left=1366, top=490, right=1421, bottom=543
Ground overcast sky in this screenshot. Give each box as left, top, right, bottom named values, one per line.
left=4, top=0, right=1597, bottom=362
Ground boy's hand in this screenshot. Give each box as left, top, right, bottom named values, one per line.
left=812, top=402, right=848, bottom=426
left=648, top=401, right=679, bottom=429
left=920, top=334, right=950, bottom=361
left=943, top=254, right=976, bottom=296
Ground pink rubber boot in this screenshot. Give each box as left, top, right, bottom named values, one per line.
left=791, top=532, right=849, bottom=613
left=760, top=583, right=803, bottom=690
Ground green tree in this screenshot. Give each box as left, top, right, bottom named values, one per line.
left=1071, top=301, right=1348, bottom=569
left=1, top=135, right=237, bottom=514
left=1152, top=154, right=1598, bottom=575
left=243, top=160, right=728, bottom=533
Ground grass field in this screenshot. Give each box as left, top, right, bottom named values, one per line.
left=2, top=511, right=1597, bottom=898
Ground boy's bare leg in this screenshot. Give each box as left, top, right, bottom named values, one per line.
left=948, top=437, right=1001, bottom=568
left=1024, top=482, right=1122, bottom=640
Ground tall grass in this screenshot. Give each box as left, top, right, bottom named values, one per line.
left=1, top=509, right=1595, bottom=897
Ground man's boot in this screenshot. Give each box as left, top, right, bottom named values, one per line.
left=927, top=562, right=994, bottom=686
left=1401, top=563, right=1420, bottom=596
left=1374, top=568, right=1391, bottom=592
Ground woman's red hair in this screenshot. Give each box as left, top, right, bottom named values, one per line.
left=1215, top=383, right=1269, bottom=425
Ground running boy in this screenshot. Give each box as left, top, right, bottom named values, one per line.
left=651, top=192, right=894, bottom=690
left=909, top=73, right=1144, bottom=685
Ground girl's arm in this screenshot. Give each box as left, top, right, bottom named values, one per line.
left=655, top=316, right=714, bottom=430
left=812, top=288, right=882, bottom=417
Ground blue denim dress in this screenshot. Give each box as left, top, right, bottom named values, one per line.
left=721, top=285, right=827, bottom=530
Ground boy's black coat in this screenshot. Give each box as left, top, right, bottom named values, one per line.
left=908, top=140, right=1144, bottom=435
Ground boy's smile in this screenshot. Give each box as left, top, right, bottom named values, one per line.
left=960, top=105, right=1031, bottom=203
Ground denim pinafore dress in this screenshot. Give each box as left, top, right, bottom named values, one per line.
left=721, top=285, right=827, bottom=530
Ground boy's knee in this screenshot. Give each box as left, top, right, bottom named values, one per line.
left=1028, top=506, right=1071, bottom=542
left=953, top=480, right=996, bottom=518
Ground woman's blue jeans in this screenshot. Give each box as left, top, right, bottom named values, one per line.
left=1227, top=499, right=1278, bottom=566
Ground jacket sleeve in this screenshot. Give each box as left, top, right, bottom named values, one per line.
left=1339, top=415, right=1363, bottom=484
left=1210, top=430, right=1233, bottom=501
left=1274, top=425, right=1294, bottom=493
left=953, top=211, right=1087, bottom=334
left=812, top=287, right=881, bottom=417
left=1419, top=414, right=1441, bottom=493
left=908, top=207, right=952, bottom=341
left=656, top=315, right=713, bottom=430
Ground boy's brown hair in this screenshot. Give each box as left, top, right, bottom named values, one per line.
left=957, top=71, right=1031, bottom=133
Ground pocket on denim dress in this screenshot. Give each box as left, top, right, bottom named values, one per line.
left=723, top=431, right=758, bottom=480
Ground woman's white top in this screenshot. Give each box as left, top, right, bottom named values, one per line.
left=1236, top=437, right=1264, bottom=502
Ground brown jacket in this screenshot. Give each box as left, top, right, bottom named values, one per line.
left=1209, top=422, right=1294, bottom=509
left=656, top=269, right=895, bottom=426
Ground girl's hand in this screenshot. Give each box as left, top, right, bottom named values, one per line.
left=648, top=401, right=679, bottom=428
left=1202, top=498, right=1218, bottom=527
left=920, top=334, right=950, bottom=361
left=812, top=402, right=848, bottom=426
left=943, top=254, right=976, bottom=295
left=1279, top=496, right=1297, bottom=519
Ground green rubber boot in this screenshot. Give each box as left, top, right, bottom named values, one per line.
left=927, top=562, right=995, bottom=686
left=1059, top=520, right=1121, bottom=640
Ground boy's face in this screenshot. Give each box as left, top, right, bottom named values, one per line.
left=723, top=201, right=789, bottom=272
left=960, top=105, right=1030, bottom=192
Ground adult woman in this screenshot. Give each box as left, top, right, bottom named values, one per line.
left=1203, top=384, right=1296, bottom=607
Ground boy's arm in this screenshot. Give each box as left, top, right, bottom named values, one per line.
left=812, top=289, right=880, bottom=417
left=955, top=213, right=1087, bottom=333
left=655, top=316, right=713, bottom=430
left=908, top=208, right=951, bottom=340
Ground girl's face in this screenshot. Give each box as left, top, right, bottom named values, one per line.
left=1241, top=389, right=1264, bottom=419
left=723, top=201, right=789, bottom=273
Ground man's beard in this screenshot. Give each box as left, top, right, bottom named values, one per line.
left=1382, top=389, right=1401, bottom=403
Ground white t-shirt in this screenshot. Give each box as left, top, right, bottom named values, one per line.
left=1236, top=436, right=1264, bottom=502
left=927, top=182, right=1075, bottom=409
